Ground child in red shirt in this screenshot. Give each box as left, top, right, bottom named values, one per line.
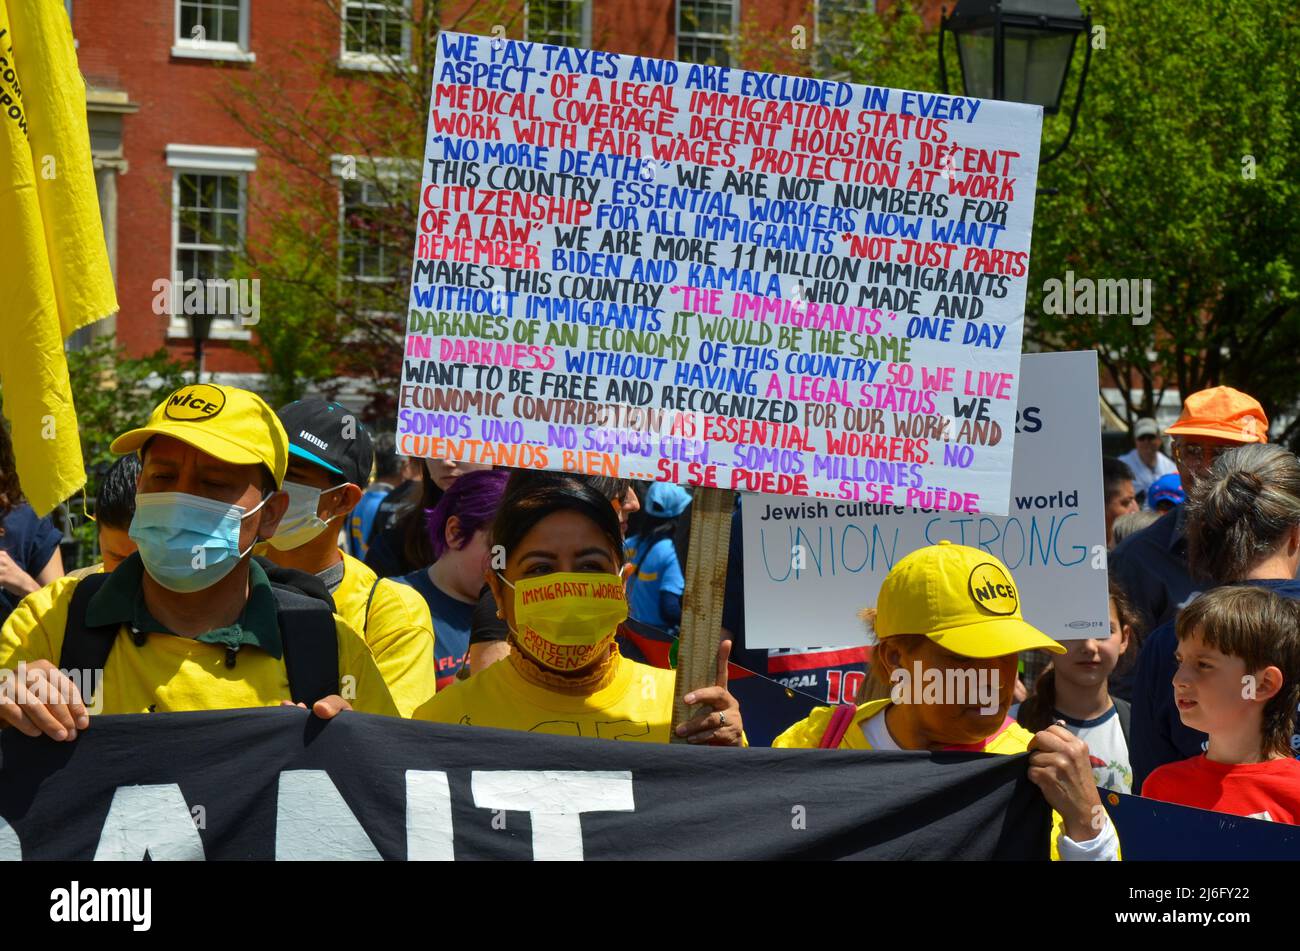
left=1143, top=586, right=1300, bottom=824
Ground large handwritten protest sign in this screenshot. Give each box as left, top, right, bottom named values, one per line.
left=743, top=351, right=1108, bottom=649
left=398, top=32, right=1043, bottom=514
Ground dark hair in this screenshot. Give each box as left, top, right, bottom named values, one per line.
left=1107, top=577, right=1145, bottom=683
left=1102, top=456, right=1135, bottom=503
left=1176, top=585, right=1300, bottom=759
left=491, top=471, right=624, bottom=566
left=1016, top=666, right=1055, bottom=732
left=96, top=454, right=143, bottom=529
left=1186, top=444, right=1300, bottom=583
left=1018, top=580, right=1142, bottom=732
left=426, top=468, right=509, bottom=559
left=0, top=420, right=21, bottom=515
left=372, top=432, right=399, bottom=480
left=395, top=461, right=442, bottom=569
left=585, top=476, right=632, bottom=506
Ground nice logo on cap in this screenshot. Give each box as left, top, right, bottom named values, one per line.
left=164, top=384, right=226, bottom=422
left=968, top=562, right=1018, bottom=616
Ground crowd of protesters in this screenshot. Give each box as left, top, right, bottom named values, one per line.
left=1, top=380, right=1299, bottom=852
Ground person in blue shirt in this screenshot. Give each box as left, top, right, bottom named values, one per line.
left=1146, top=473, right=1185, bottom=513
left=395, top=468, right=509, bottom=690
left=624, top=482, right=691, bottom=633
left=0, top=422, right=64, bottom=625
left=345, top=432, right=400, bottom=559
left=1130, top=443, right=1300, bottom=792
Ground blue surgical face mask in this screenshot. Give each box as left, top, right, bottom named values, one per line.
left=129, top=491, right=271, bottom=593
left=266, top=480, right=347, bottom=551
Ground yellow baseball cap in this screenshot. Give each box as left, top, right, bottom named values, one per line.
left=873, top=541, right=1065, bottom=657
left=110, top=383, right=289, bottom=488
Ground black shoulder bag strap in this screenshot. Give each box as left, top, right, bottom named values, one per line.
left=270, top=584, right=340, bottom=706
left=1113, top=696, right=1132, bottom=745
left=361, top=577, right=385, bottom=638
left=59, top=573, right=119, bottom=677
left=61, top=570, right=338, bottom=707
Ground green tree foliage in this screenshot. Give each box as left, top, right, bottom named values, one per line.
left=220, top=0, right=518, bottom=422
left=1028, top=0, right=1300, bottom=444
left=835, top=0, right=1300, bottom=445
left=65, top=337, right=193, bottom=478
left=60, top=337, right=191, bottom=558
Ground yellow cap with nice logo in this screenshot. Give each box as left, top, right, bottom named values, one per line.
left=873, top=540, right=1065, bottom=658
left=110, top=383, right=289, bottom=488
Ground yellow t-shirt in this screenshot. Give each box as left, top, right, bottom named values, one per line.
left=773, top=699, right=1087, bottom=860
left=0, top=575, right=399, bottom=717
left=332, top=552, right=437, bottom=717
left=417, top=650, right=678, bottom=742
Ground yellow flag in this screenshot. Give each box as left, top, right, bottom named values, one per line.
left=0, top=0, right=117, bottom=516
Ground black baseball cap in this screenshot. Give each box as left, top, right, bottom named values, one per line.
left=276, top=398, right=373, bottom=486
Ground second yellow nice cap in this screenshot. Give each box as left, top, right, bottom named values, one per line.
left=873, top=540, right=1065, bottom=657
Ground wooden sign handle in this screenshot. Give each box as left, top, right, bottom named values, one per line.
left=670, top=486, right=736, bottom=742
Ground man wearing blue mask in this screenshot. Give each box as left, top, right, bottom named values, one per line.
left=260, top=398, right=436, bottom=717
left=0, top=384, right=399, bottom=740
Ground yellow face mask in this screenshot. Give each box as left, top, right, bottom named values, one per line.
left=499, top=571, right=628, bottom=672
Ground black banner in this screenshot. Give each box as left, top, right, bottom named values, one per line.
left=0, top=709, right=1052, bottom=860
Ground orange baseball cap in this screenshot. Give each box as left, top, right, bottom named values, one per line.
left=1163, top=386, right=1268, bottom=444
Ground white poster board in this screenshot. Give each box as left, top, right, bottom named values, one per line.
left=398, top=32, right=1043, bottom=514
left=743, top=350, right=1109, bottom=649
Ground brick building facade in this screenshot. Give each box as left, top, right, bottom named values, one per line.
left=69, top=0, right=942, bottom=404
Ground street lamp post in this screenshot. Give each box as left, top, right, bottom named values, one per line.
left=939, top=0, right=1092, bottom=163
left=188, top=313, right=214, bottom=384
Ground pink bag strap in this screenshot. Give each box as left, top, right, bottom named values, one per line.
left=818, top=704, right=858, bottom=749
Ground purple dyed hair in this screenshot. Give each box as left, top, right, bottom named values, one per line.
left=425, top=468, right=510, bottom=559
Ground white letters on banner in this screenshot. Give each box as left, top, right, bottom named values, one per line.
left=9, top=770, right=640, bottom=862
left=93, top=783, right=206, bottom=861
left=470, top=770, right=636, bottom=861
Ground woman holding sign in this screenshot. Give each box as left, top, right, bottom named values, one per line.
left=772, top=542, right=1119, bottom=860
left=416, top=472, right=743, bottom=745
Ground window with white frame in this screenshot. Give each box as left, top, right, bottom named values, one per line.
left=166, top=145, right=256, bottom=338
left=341, top=178, right=399, bottom=282
left=525, top=0, right=591, bottom=48
left=815, top=0, right=868, bottom=79
left=340, top=0, right=411, bottom=69
left=676, top=0, right=737, bottom=67
left=333, top=156, right=416, bottom=313
left=173, top=0, right=253, bottom=62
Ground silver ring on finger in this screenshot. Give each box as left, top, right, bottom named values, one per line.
left=717, top=711, right=727, bottom=726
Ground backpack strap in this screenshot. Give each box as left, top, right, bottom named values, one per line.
left=818, top=704, right=858, bottom=749
left=61, top=569, right=338, bottom=707
left=1113, top=696, right=1132, bottom=745
left=269, top=584, right=340, bottom=707
left=59, top=573, right=118, bottom=677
